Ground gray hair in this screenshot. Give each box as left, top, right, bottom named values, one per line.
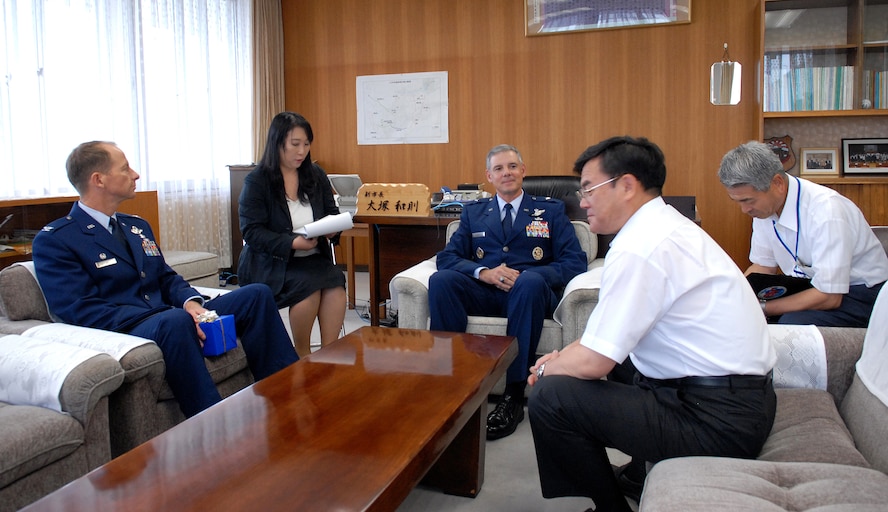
left=486, top=144, right=523, bottom=170
left=718, top=141, right=786, bottom=191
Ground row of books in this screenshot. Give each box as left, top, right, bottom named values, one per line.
left=863, top=70, right=888, bottom=109
left=764, top=59, right=855, bottom=112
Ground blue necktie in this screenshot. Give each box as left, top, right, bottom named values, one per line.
left=502, top=203, right=513, bottom=239
left=110, top=217, right=128, bottom=249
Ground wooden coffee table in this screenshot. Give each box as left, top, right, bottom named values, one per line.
left=25, top=327, right=516, bottom=511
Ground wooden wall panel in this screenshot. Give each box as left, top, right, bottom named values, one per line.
left=282, top=0, right=764, bottom=266
left=822, top=183, right=888, bottom=226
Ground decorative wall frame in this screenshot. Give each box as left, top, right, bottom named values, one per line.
left=842, top=138, right=888, bottom=175
left=800, top=148, right=839, bottom=176
left=765, top=135, right=796, bottom=172
left=525, top=0, right=691, bottom=36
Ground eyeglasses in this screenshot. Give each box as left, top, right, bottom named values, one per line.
left=575, top=175, right=620, bottom=200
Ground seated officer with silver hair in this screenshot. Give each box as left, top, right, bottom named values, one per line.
left=429, top=144, right=586, bottom=441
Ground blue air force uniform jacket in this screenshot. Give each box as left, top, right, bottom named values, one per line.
left=32, top=203, right=196, bottom=332
left=436, top=194, right=587, bottom=294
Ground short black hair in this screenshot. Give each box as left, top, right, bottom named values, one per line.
left=573, top=136, right=666, bottom=195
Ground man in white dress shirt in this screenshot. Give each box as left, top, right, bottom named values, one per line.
left=526, top=136, right=777, bottom=512
left=719, top=140, right=888, bottom=327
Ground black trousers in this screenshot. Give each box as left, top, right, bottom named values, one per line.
left=528, top=371, right=776, bottom=512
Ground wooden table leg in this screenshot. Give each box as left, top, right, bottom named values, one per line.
left=366, top=224, right=380, bottom=326
left=346, top=234, right=356, bottom=309
left=420, top=403, right=486, bottom=497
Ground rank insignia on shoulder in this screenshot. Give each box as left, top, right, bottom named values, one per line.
left=42, top=226, right=54, bottom=231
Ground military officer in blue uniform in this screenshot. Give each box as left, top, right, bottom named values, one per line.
left=32, top=141, right=298, bottom=418
left=429, top=144, right=587, bottom=440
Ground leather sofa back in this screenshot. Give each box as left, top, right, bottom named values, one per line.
left=523, top=175, right=585, bottom=221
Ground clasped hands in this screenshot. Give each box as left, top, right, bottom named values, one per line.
left=481, top=263, right=520, bottom=292
left=528, top=349, right=559, bottom=386
left=292, top=235, right=319, bottom=251
left=292, top=231, right=340, bottom=251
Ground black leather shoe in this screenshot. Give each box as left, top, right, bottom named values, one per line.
left=486, top=393, right=524, bottom=440
left=612, top=462, right=645, bottom=502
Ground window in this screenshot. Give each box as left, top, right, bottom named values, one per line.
left=1, top=0, right=252, bottom=264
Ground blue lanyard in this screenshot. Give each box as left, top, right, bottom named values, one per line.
left=772, top=176, right=805, bottom=277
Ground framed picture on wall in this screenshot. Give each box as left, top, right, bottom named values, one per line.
left=799, top=148, right=839, bottom=176
left=842, top=138, right=888, bottom=175
left=525, top=0, right=691, bottom=36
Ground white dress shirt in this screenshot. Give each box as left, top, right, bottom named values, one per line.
left=580, top=197, right=775, bottom=379
left=750, top=176, right=888, bottom=293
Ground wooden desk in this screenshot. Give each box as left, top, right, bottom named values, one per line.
left=339, top=223, right=369, bottom=309
left=25, top=327, right=517, bottom=512
left=353, top=214, right=458, bottom=325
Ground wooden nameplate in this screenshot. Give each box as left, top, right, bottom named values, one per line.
left=356, top=183, right=430, bottom=216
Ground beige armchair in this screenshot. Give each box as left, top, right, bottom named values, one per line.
left=390, top=219, right=603, bottom=391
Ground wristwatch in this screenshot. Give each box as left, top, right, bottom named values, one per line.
left=536, top=362, right=547, bottom=379
left=759, top=299, right=767, bottom=314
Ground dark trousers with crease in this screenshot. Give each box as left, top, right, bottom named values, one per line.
left=528, top=373, right=776, bottom=512
left=428, top=269, right=556, bottom=386
left=778, top=281, right=884, bottom=327
left=128, top=283, right=298, bottom=417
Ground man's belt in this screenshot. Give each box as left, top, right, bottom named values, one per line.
left=648, top=373, right=772, bottom=390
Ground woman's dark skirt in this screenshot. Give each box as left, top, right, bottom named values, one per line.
left=274, top=253, right=346, bottom=309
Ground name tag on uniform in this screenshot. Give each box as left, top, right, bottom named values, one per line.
left=95, top=258, right=118, bottom=269
left=472, top=231, right=486, bottom=238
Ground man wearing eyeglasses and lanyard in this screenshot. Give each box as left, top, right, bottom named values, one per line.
left=719, top=141, right=888, bottom=327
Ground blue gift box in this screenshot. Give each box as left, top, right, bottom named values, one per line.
left=202, top=314, right=236, bottom=356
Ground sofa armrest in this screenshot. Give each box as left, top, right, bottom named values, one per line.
left=818, top=326, right=866, bottom=407
left=389, top=257, right=438, bottom=329
left=58, top=353, right=126, bottom=427
left=552, top=266, right=603, bottom=343
left=554, top=287, right=601, bottom=347
left=0, top=335, right=124, bottom=426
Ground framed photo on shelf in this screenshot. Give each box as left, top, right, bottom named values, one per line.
left=842, top=138, right=888, bottom=175
left=799, top=148, right=839, bottom=176
left=525, top=0, right=691, bottom=36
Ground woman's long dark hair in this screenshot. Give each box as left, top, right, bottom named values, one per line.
left=256, top=111, right=318, bottom=203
